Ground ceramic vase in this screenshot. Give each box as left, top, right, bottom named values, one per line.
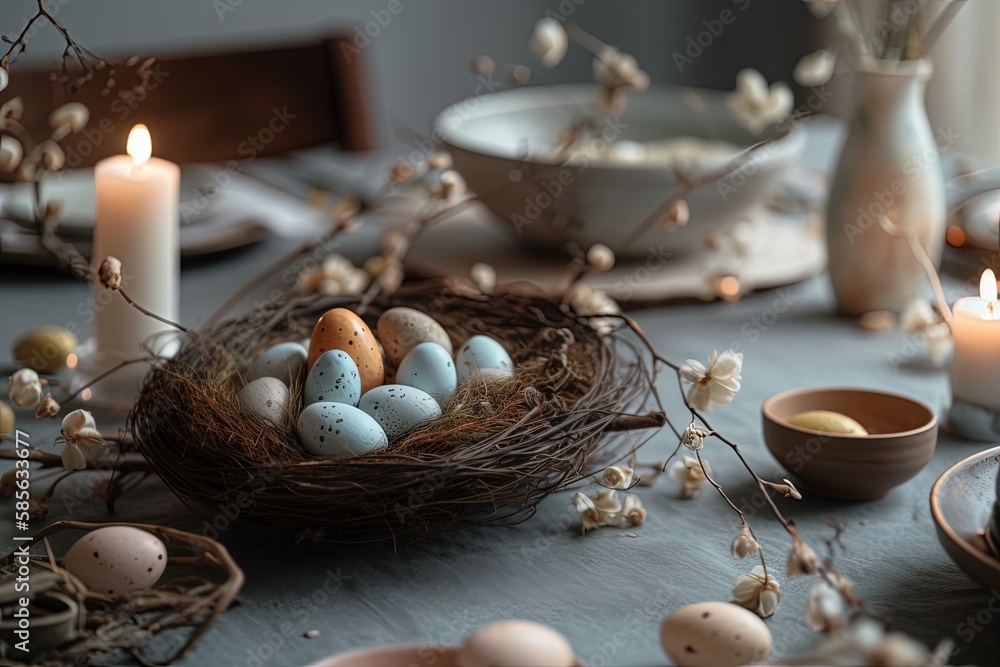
left=825, top=59, right=946, bottom=315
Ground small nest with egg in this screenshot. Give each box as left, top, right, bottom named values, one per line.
left=129, top=280, right=664, bottom=543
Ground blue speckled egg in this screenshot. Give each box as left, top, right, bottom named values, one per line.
left=396, top=342, right=457, bottom=407
left=297, top=402, right=388, bottom=458
left=358, top=384, right=442, bottom=440
left=251, top=342, right=307, bottom=385
left=304, top=350, right=361, bottom=407
left=455, top=335, right=514, bottom=384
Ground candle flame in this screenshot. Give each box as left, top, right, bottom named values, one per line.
left=981, top=269, right=998, bottom=302
left=127, top=124, right=152, bottom=166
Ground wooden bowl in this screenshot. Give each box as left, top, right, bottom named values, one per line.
left=762, top=387, right=938, bottom=500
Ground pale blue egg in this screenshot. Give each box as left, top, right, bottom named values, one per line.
left=396, top=342, right=457, bottom=407
left=251, top=342, right=307, bottom=385
left=304, top=350, right=361, bottom=407
left=358, top=384, right=442, bottom=440
left=297, top=402, right=388, bottom=458
left=455, top=335, right=514, bottom=384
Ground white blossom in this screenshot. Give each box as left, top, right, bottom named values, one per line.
left=571, top=489, right=622, bottom=533
left=900, top=298, right=938, bottom=334
left=593, top=48, right=650, bottom=92
left=613, top=493, right=646, bottom=528
left=49, top=102, right=89, bottom=140
left=680, top=349, right=743, bottom=412
left=299, top=254, right=370, bottom=296
left=803, top=0, right=839, bottom=19
left=659, top=199, right=689, bottom=228
left=794, top=50, right=837, bottom=87
left=602, top=465, right=634, bottom=489
left=566, top=285, right=620, bottom=336
left=806, top=581, right=847, bottom=633
left=0, top=68, right=7, bottom=93
left=731, top=523, right=760, bottom=559
left=0, top=135, right=23, bottom=172
left=680, top=423, right=710, bottom=451
left=726, top=69, right=793, bottom=134
left=428, top=169, right=465, bottom=200
left=8, top=368, right=42, bottom=407
left=668, top=455, right=711, bottom=499
left=427, top=152, right=453, bottom=169
left=530, top=18, right=568, bottom=68
left=732, top=565, right=782, bottom=617
left=98, top=256, right=122, bottom=290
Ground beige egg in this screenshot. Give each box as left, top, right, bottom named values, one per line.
left=377, top=307, right=452, bottom=366
left=0, top=401, right=13, bottom=435
left=63, top=526, right=168, bottom=596
left=236, top=377, right=289, bottom=426
left=12, top=326, right=77, bottom=373
left=660, top=601, right=771, bottom=667
left=308, top=308, right=384, bottom=393
left=787, top=410, right=868, bottom=436
left=456, top=620, right=575, bottom=667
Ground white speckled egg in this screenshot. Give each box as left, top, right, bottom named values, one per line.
left=468, top=367, right=515, bottom=384
left=396, top=342, right=457, bottom=407
left=358, top=384, right=441, bottom=440
left=236, top=377, right=289, bottom=426
left=456, top=620, right=575, bottom=667
left=455, top=335, right=514, bottom=384
left=63, top=526, right=167, bottom=596
left=297, top=402, right=388, bottom=458
left=304, top=350, right=361, bottom=407
left=251, top=342, right=307, bottom=385
left=660, top=601, right=772, bottom=667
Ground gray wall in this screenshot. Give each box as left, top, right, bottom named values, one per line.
left=1, top=1, right=816, bottom=142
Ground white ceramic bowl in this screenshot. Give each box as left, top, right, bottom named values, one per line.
left=435, top=84, right=804, bottom=257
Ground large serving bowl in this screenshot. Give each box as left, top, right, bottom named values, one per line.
left=762, top=387, right=938, bottom=500
left=434, top=84, right=804, bottom=257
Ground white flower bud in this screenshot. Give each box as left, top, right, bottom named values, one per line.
left=602, top=465, right=634, bottom=489
left=806, top=581, right=846, bottom=633
left=586, top=244, right=615, bottom=272
left=530, top=18, right=568, bottom=68
left=8, top=368, right=42, bottom=407
left=731, top=523, right=761, bottom=559
left=49, top=102, right=90, bottom=140
left=470, top=262, right=496, bottom=295
left=98, top=256, right=122, bottom=290
left=0, top=135, right=23, bottom=172
left=794, top=50, right=837, bottom=87
left=35, top=392, right=60, bottom=419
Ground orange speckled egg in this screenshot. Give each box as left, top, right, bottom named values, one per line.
left=307, top=308, right=384, bottom=392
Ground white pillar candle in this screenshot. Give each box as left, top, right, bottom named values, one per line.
left=950, top=269, right=1000, bottom=411
left=92, top=125, right=180, bottom=359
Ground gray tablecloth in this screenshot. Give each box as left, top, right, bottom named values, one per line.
left=2, top=144, right=999, bottom=666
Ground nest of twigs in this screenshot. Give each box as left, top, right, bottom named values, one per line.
left=128, top=280, right=663, bottom=543
left=0, top=521, right=243, bottom=667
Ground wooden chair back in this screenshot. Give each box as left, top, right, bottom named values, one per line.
left=4, top=35, right=373, bottom=166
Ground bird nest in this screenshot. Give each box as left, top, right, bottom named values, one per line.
left=128, top=281, right=663, bottom=543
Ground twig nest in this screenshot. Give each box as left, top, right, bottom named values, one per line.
left=377, top=306, right=453, bottom=366
left=308, top=308, right=383, bottom=392
left=249, top=341, right=307, bottom=385
left=358, top=385, right=442, bottom=440
left=456, top=620, right=575, bottom=667
left=236, top=377, right=290, bottom=427
left=396, top=342, right=457, bottom=407
left=304, top=350, right=361, bottom=407
left=297, top=402, right=388, bottom=457
left=456, top=335, right=514, bottom=383
left=12, top=326, right=77, bottom=373
left=63, top=526, right=167, bottom=596
left=660, top=602, right=771, bottom=667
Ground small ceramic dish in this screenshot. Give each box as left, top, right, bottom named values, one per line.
left=761, top=387, right=938, bottom=500
left=930, top=445, right=1000, bottom=591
